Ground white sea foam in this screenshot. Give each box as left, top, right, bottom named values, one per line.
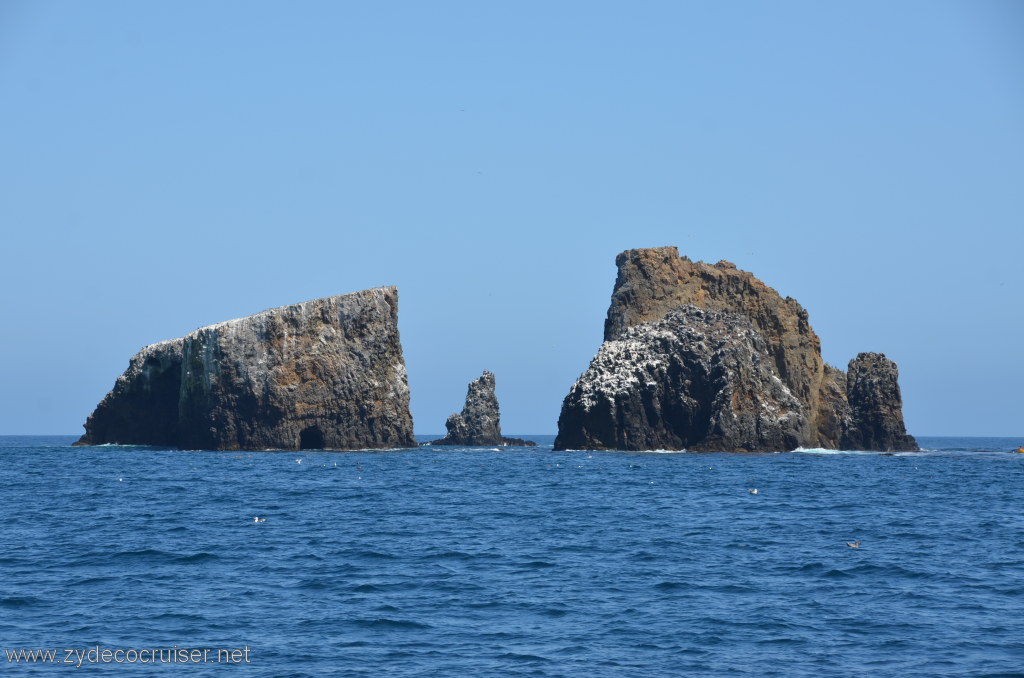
left=794, top=447, right=879, bottom=455
left=636, top=449, right=691, bottom=454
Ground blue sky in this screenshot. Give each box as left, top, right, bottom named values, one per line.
left=1, top=1, right=1021, bottom=436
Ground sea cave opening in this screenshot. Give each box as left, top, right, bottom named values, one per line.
left=299, top=425, right=325, bottom=450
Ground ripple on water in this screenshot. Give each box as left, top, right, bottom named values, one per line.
left=2, top=437, right=1023, bottom=677
left=171, top=551, right=221, bottom=564
left=0, top=596, right=44, bottom=609
left=351, top=618, right=432, bottom=631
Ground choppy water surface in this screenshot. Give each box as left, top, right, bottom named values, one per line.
left=2, top=435, right=1022, bottom=676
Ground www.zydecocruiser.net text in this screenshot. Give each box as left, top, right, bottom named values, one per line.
left=5, top=645, right=252, bottom=667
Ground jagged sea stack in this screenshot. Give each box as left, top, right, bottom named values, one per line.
left=842, top=352, right=917, bottom=451
left=76, top=287, right=417, bottom=451
left=429, top=371, right=537, bottom=447
left=555, top=247, right=917, bottom=452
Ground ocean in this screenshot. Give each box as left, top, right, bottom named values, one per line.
left=1, top=435, right=1022, bottom=677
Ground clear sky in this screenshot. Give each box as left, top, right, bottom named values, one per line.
left=1, top=1, right=1021, bottom=437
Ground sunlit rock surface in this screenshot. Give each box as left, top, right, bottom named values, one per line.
left=76, top=287, right=416, bottom=451
left=556, top=247, right=917, bottom=452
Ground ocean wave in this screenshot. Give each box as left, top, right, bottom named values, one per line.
left=351, top=618, right=432, bottom=630
left=639, top=449, right=692, bottom=454
left=793, top=447, right=876, bottom=455
left=171, top=552, right=221, bottom=564
left=497, top=652, right=551, bottom=663
left=0, top=595, right=43, bottom=608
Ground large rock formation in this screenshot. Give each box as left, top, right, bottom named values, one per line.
left=555, top=307, right=806, bottom=452
left=429, top=371, right=537, bottom=447
left=76, top=287, right=417, bottom=451
left=555, top=247, right=917, bottom=452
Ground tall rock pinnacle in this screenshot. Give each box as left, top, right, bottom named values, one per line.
left=429, top=371, right=537, bottom=447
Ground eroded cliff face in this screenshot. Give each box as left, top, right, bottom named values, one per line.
left=604, top=246, right=834, bottom=444
left=557, top=306, right=805, bottom=452
left=430, top=371, right=537, bottom=447
left=556, top=247, right=917, bottom=452
left=77, top=287, right=416, bottom=451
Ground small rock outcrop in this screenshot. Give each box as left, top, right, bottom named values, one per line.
left=76, top=287, right=417, bottom=451
left=429, top=372, right=537, bottom=447
left=555, top=247, right=917, bottom=452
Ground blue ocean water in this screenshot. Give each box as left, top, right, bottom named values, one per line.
left=1, top=435, right=1023, bottom=677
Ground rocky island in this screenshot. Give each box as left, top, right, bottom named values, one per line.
left=76, top=286, right=417, bottom=451
left=555, top=247, right=917, bottom=452
left=428, top=371, right=537, bottom=447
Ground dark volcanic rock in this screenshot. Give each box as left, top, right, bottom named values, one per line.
left=555, top=247, right=917, bottom=452
left=76, top=287, right=416, bottom=451
left=603, top=246, right=831, bottom=444
left=429, top=371, right=537, bottom=447
left=555, top=306, right=805, bottom=452
left=842, top=353, right=918, bottom=452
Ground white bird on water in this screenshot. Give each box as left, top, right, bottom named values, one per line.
left=846, top=540, right=861, bottom=548
left=253, top=516, right=266, bottom=523
left=748, top=488, right=758, bottom=495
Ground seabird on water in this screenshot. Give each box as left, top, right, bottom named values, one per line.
left=846, top=540, right=861, bottom=548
